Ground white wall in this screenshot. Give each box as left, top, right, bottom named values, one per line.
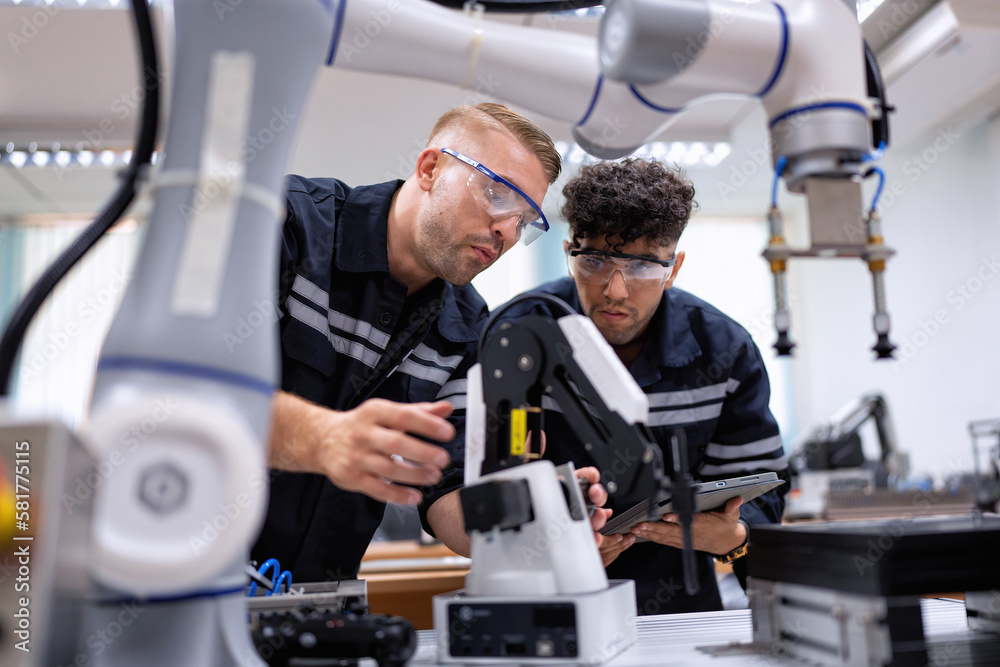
left=789, top=113, right=1000, bottom=482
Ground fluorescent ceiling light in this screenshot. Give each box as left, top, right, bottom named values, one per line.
left=877, top=1, right=960, bottom=84
left=554, top=140, right=731, bottom=169
left=0, top=146, right=158, bottom=169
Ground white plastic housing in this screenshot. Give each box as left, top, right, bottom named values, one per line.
left=85, top=392, right=267, bottom=595
left=465, top=460, right=608, bottom=597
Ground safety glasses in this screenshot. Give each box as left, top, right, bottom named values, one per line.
left=567, top=248, right=676, bottom=289
left=441, top=148, right=549, bottom=246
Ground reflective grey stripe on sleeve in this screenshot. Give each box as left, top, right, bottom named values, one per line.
left=292, top=274, right=391, bottom=349
left=396, top=359, right=452, bottom=385
left=648, top=403, right=724, bottom=426
left=287, top=296, right=382, bottom=368
left=436, top=379, right=468, bottom=400
left=646, top=378, right=741, bottom=408
left=705, top=434, right=784, bottom=460
left=436, top=379, right=468, bottom=408
left=647, top=382, right=727, bottom=408
left=286, top=295, right=328, bottom=335
left=329, top=310, right=390, bottom=349
left=443, top=395, right=467, bottom=410
left=698, top=455, right=788, bottom=477
left=292, top=274, right=329, bottom=308
left=410, top=343, right=463, bottom=371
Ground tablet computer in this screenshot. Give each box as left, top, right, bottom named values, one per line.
left=599, top=472, right=785, bottom=536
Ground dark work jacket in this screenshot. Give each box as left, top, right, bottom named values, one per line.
left=251, top=176, right=484, bottom=582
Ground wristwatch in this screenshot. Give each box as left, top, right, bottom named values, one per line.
left=715, top=519, right=750, bottom=564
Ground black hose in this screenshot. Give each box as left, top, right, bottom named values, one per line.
left=864, top=39, right=893, bottom=151
left=0, top=0, right=159, bottom=396
left=428, top=0, right=602, bottom=14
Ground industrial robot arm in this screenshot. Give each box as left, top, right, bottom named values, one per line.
left=331, top=0, right=895, bottom=357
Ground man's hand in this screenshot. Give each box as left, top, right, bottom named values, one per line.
left=630, top=497, right=746, bottom=555
left=269, top=392, right=454, bottom=505
left=573, top=465, right=632, bottom=566
left=599, top=533, right=635, bottom=567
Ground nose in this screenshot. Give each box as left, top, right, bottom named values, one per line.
left=490, top=214, right=521, bottom=247
left=604, top=270, right=629, bottom=301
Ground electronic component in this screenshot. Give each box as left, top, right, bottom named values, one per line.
left=251, top=608, right=415, bottom=667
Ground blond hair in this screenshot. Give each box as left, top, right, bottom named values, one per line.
left=428, top=103, right=561, bottom=184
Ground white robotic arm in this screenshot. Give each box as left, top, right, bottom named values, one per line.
left=332, top=0, right=868, bottom=163
left=332, top=0, right=894, bottom=357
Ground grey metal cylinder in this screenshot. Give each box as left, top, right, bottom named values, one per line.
left=600, top=0, right=709, bottom=85
left=769, top=106, right=871, bottom=193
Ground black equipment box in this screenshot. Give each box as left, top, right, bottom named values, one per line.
left=748, top=514, right=1000, bottom=596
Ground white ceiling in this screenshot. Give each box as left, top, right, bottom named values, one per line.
left=2, top=1, right=1000, bottom=220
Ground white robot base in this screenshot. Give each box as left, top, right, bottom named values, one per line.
left=432, top=579, right=637, bottom=664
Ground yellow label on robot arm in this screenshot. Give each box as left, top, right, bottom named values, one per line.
left=510, top=408, right=527, bottom=457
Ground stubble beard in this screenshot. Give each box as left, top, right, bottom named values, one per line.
left=417, top=207, right=499, bottom=286
left=586, top=301, right=643, bottom=346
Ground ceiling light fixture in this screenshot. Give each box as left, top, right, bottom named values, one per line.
left=554, top=140, right=732, bottom=169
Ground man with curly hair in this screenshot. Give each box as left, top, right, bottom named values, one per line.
left=494, top=158, right=789, bottom=615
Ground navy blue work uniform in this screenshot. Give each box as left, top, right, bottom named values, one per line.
left=491, top=278, right=789, bottom=615
left=251, top=176, right=482, bottom=583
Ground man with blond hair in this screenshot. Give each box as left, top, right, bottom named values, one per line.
left=252, top=104, right=579, bottom=582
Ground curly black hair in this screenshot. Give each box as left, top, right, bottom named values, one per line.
left=561, top=158, right=697, bottom=250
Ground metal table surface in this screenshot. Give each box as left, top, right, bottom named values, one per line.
left=409, top=598, right=992, bottom=665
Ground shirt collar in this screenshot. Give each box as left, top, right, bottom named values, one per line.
left=436, top=284, right=481, bottom=343
left=335, top=180, right=403, bottom=273
left=629, top=289, right=703, bottom=386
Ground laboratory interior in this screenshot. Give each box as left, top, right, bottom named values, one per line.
left=1, top=0, right=1000, bottom=665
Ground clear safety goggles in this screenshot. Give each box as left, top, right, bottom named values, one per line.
left=567, top=248, right=676, bottom=288
left=441, top=148, right=549, bottom=246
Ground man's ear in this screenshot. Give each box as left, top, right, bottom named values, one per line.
left=562, top=239, right=570, bottom=253
left=664, top=250, right=685, bottom=290
left=414, top=147, right=441, bottom=192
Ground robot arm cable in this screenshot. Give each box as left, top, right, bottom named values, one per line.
left=0, top=0, right=160, bottom=396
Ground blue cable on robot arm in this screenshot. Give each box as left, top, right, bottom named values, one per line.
left=770, top=156, right=788, bottom=209
left=274, top=570, right=293, bottom=595
left=247, top=558, right=281, bottom=597
left=865, top=166, right=887, bottom=215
